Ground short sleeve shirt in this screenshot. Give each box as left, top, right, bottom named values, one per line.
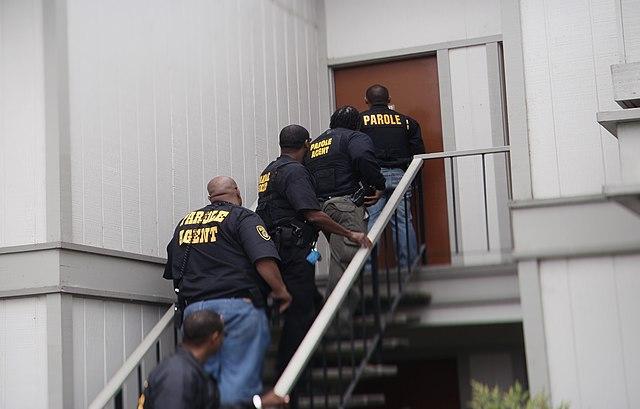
left=163, top=201, right=280, bottom=302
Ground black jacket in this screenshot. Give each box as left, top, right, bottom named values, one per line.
left=360, top=104, right=425, bottom=169
left=305, top=127, right=385, bottom=199
left=140, top=347, right=220, bottom=409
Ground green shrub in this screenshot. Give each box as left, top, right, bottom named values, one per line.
left=469, top=381, right=569, bottom=409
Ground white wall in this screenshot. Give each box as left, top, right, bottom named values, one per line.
left=0, top=0, right=47, bottom=247
left=0, top=296, right=48, bottom=408
left=540, top=254, right=640, bottom=408
left=621, top=0, right=640, bottom=63
left=71, top=297, right=171, bottom=409
left=65, top=0, right=330, bottom=256
left=324, top=0, right=501, bottom=60
left=448, top=44, right=511, bottom=263
left=521, top=0, right=623, bottom=199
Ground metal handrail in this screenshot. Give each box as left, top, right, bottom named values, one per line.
left=273, top=157, right=424, bottom=397
left=88, top=146, right=511, bottom=408
left=88, top=200, right=261, bottom=408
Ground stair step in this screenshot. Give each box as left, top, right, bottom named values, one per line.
left=320, top=337, right=409, bottom=355
left=358, top=291, right=431, bottom=312
left=311, top=364, right=397, bottom=381
left=353, top=312, right=421, bottom=327
left=299, top=393, right=385, bottom=408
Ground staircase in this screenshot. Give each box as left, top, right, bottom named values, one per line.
left=88, top=146, right=513, bottom=409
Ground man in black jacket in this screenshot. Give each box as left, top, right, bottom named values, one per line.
left=139, top=310, right=223, bottom=409
left=360, top=84, right=425, bottom=270
left=140, top=310, right=288, bottom=409
left=256, top=124, right=371, bottom=407
left=305, top=106, right=386, bottom=298
left=164, top=176, right=292, bottom=407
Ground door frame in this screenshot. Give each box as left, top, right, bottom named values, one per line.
left=327, top=34, right=512, bottom=266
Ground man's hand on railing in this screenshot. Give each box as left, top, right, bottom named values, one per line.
left=348, top=231, right=372, bottom=248
left=255, top=390, right=290, bottom=408
left=363, top=189, right=383, bottom=206
left=271, top=287, right=292, bottom=313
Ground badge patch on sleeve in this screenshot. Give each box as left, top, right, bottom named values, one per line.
left=256, top=225, right=271, bottom=241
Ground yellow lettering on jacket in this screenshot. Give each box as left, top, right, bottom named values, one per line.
left=258, top=172, right=271, bottom=193
left=179, top=226, right=219, bottom=245
left=310, top=138, right=332, bottom=158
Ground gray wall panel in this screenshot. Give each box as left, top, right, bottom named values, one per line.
left=65, top=0, right=329, bottom=257
left=0, top=295, right=49, bottom=408
left=0, top=0, right=47, bottom=247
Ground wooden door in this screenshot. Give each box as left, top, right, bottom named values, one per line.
left=333, top=56, right=450, bottom=264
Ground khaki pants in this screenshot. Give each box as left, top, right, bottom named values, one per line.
left=322, top=196, right=366, bottom=300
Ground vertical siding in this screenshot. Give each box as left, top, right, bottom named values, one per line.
left=66, top=0, right=328, bottom=257
left=0, top=0, right=47, bottom=247
left=621, top=0, right=640, bottom=62
left=521, top=0, right=622, bottom=199
left=0, top=296, right=48, bottom=409
left=540, top=255, right=640, bottom=408
left=72, top=297, right=169, bottom=409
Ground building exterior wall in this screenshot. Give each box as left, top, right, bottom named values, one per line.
left=324, top=0, right=501, bottom=60
left=65, top=0, right=330, bottom=257
left=620, top=0, right=640, bottom=63
left=0, top=0, right=47, bottom=247
left=539, top=254, right=640, bottom=408
left=71, top=296, right=172, bottom=409
left=514, top=1, right=640, bottom=407
left=520, top=0, right=623, bottom=198
left=0, top=296, right=49, bottom=408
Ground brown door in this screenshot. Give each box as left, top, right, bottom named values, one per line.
left=333, top=56, right=450, bottom=264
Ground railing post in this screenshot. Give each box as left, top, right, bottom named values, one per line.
left=370, top=246, right=382, bottom=364
left=416, top=169, right=427, bottom=265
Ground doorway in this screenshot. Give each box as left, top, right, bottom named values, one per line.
left=333, top=56, right=450, bottom=264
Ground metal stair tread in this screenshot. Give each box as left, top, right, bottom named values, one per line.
left=310, top=364, right=398, bottom=380
left=298, top=393, right=386, bottom=408
left=320, top=336, right=410, bottom=353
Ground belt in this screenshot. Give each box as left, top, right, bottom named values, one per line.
left=185, top=289, right=255, bottom=305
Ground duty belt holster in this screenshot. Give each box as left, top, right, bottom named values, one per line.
left=273, top=220, right=317, bottom=249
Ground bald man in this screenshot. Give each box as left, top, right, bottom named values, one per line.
left=164, top=176, right=291, bottom=408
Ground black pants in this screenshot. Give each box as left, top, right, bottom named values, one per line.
left=275, top=240, right=318, bottom=407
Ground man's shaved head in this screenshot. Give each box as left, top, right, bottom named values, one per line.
left=207, top=176, right=242, bottom=205
left=365, top=84, right=390, bottom=105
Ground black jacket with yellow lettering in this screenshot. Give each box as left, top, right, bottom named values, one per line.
left=305, top=127, right=385, bottom=199
left=163, top=201, right=280, bottom=304
left=360, top=104, right=425, bottom=169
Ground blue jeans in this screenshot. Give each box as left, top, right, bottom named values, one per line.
left=184, top=298, right=270, bottom=407
left=367, top=167, right=418, bottom=270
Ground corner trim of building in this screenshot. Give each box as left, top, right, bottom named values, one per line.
left=45, top=293, right=75, bottom=409
left=42, top=0, right=72, bottom=243
left=518, top=260, right=551, bottom=395
left=326, top=35, right=503, bottom=68
left=0, top=244, right=173, bottom=302
left=500, top=0, right=533, bottom=201
left=0, top=241, right=167, bottom=264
